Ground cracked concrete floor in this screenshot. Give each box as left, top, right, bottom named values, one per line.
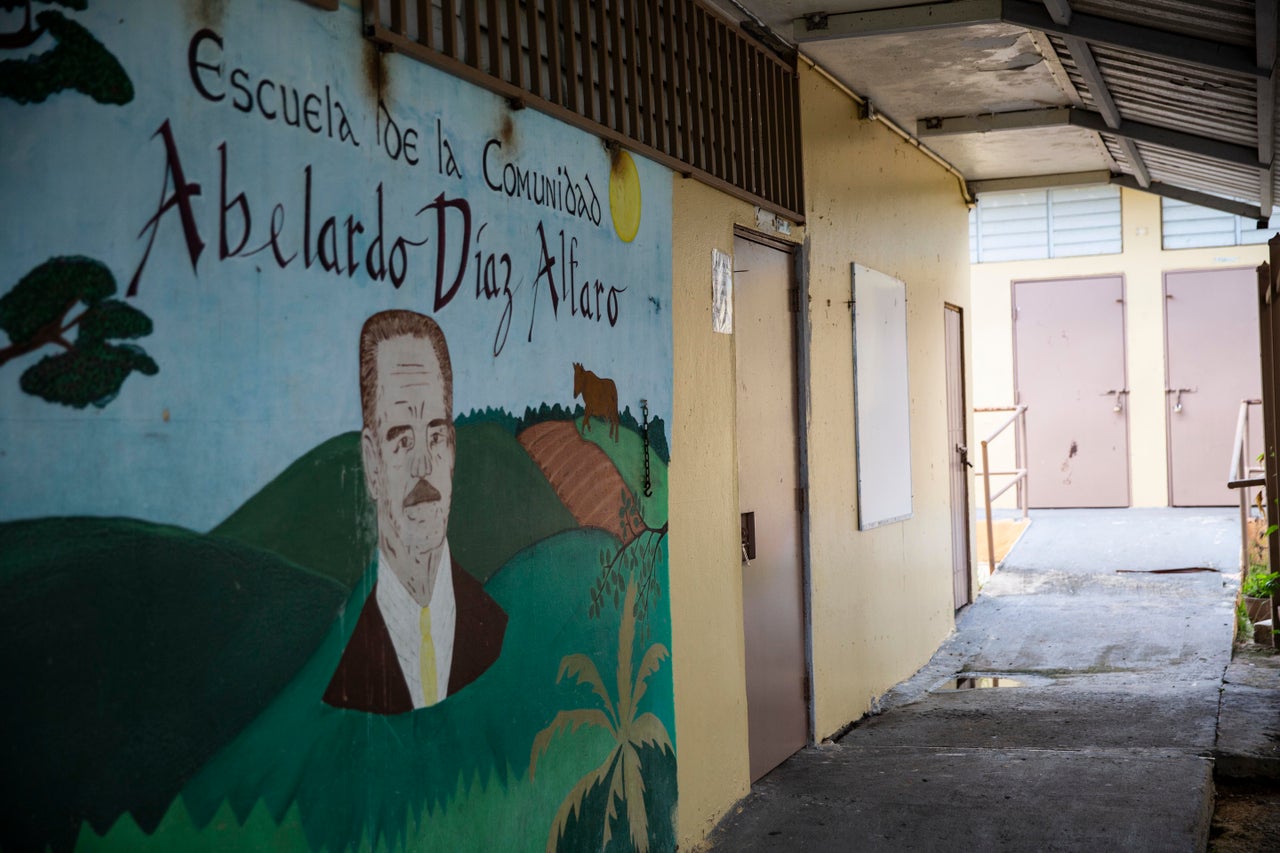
left=706, top=509, right=1241, bottom=852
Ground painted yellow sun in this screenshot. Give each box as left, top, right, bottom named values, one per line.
left=609, top=150, right=642, bottom=243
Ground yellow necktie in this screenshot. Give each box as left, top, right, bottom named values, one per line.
left=420, top=606, right=438, bottom=706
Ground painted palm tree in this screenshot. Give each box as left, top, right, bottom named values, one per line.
left=529, top=577, right=673, bottom=853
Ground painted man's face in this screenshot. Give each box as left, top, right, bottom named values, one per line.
left=363, top=334, right=454, bottom=568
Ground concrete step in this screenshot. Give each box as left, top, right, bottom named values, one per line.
left=1214, top=648, right=1280, bottom=780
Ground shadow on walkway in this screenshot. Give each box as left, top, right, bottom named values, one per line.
left=706, top=508, right=1241, bottom=852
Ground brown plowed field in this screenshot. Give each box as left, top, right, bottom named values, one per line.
left=518, top=420, right=636, bottom=543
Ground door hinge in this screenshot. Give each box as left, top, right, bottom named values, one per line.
left=789, top=286, right=801, bottom=313
left=796, top=486, right=807, bottom=513
left=802, top=671, right=811, bottom=703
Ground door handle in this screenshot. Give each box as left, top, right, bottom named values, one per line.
left=1102, top=389, right=1129, bottom=413
left=1166, top=387, right=1194, bottom=413
left=957, top=443, right=973, bottom=468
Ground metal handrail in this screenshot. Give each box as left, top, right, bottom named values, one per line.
left=1227, top=399, right=1266, bottom=577
left=974, top=405, right=1029, bottom=572
left=1228, top=398, right=1265, bottom=489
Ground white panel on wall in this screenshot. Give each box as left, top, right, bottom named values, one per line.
left=851, top=263, right=912, bottom=530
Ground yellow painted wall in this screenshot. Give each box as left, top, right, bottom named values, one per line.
left=970, top=188, right=1269, bottom=508
left=668, top=178, right=761, bottom=848
left=797, top=67, right=972, bottom=737
left=669, top=64, right=973, bottom=849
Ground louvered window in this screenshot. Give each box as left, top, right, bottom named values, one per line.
left=1160, top=198, right=1278, bottom=250
left=970, top=185, right=1122, bottom=263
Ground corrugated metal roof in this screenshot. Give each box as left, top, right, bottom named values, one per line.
left=1130, top=140, right=1263, bottom=199
left=746, top=0, right=1278, bottom=218
left=1071, top=0, right=1255, bottom=47
left=1042, top=1, right=1272, bottom=214
left=1096, top=51, right=1255, bottom=144
left=1050, top=36, right=1258, bottom=147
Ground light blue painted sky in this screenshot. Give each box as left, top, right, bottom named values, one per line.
left=0, top=0, right=672, bottom=531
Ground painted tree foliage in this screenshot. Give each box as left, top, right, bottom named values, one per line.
left=0, top=0, right=133, bottom=105
left=530, top=484, right=672, bottom=853
left=592, top=489, right=668, bottom=642
left=0, top=2, right=147, bottom=408
left=0, top=257, right=158, bottom=407
left=530, top=578, right=673, bottom=853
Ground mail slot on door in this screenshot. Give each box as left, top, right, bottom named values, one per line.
left=741, top=511, right=756, bottom=563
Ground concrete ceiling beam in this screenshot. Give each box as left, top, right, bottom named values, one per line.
left=917, top=107, right=1072, bottom=135
left=969, top=170, right=1111, bottom=194
left=1110, top=174, right=1262, bottom=220
left=1117, top=139, right=1152, bottom=188
left=793, top=0, right=1000, bottom=42
left=967, top=171, right=1262, bottom=221
left=794, top=0, right=1264, bottom=78
left=1039, top=5, right=1154, bottom=187
left=1070, top=110, right=1260, bottom=169
left=1004, top=0, right=1263, bottom=77
left=1041, top=0, right=1071, bottom=27
left=918, top=107, right=1260, bottom=170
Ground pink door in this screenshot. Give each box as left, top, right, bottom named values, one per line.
left=734, top=234, right=808, bottom=782
left=1014, top=276, right=1130, bottom=508
left=1165, top=268, right=1262, bottom=506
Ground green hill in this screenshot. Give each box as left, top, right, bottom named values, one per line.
left=212, top=424, right=578, bottom=587
left=211, top=432, right=376, bottom=590
left=451, top=421, right=579, bottom=582
left=177, top=526, right=674, bottom=853
left=577, top=420, right=670, bottom=529
left=0, top=516, right=348, bottom=853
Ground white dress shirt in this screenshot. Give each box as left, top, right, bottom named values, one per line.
left=375, top=541, right=457, bottom=708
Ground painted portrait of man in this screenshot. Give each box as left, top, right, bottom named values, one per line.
left=323, top=310, right=507, bottom=714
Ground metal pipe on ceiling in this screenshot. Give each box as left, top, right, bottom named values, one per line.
left=722, top=0, right=976, bottom=207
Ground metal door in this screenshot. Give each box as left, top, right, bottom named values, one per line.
left=1165, top=268, right=1262, bottom=506
left=734, top=233, right=808, bottom=782
left=945, top=305, right=972, bottom=608
left=1013, top=276, right=1130, bottom=508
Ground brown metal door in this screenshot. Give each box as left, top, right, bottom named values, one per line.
left=1165, top=268, right=1262, bottom=506
left=945, top=305, right=972, bottom=609
left=734, top=234, right=807, bottom=782
left=1014, top=276, right=1130, bottom=508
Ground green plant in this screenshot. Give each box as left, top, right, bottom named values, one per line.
left=1243, top=570, right=1280, bottom=599
left=1237, top=599, right=1254, bottom=640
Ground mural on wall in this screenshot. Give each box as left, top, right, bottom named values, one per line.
left=0, top=1, right=675, bottom=852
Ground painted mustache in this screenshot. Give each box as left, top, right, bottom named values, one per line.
left=403, top=477, right=442, bottom=508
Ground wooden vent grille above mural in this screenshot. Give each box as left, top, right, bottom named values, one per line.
left=362, top=0, right=804, bottom=220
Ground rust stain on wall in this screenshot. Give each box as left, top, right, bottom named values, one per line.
left=191, top=0, right=228, bottom=30
left=361, top=39, right=387, bottom=103
left=499, top=113, right=516, bottom=147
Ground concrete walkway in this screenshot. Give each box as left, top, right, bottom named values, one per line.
left=707, top=509, right=1244, bottom=852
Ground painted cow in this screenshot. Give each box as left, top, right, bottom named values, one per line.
left=572, top=362, right=619, bottom=441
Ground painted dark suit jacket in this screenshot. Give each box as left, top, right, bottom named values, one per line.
left=322, top=556, right=507, bottom=714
